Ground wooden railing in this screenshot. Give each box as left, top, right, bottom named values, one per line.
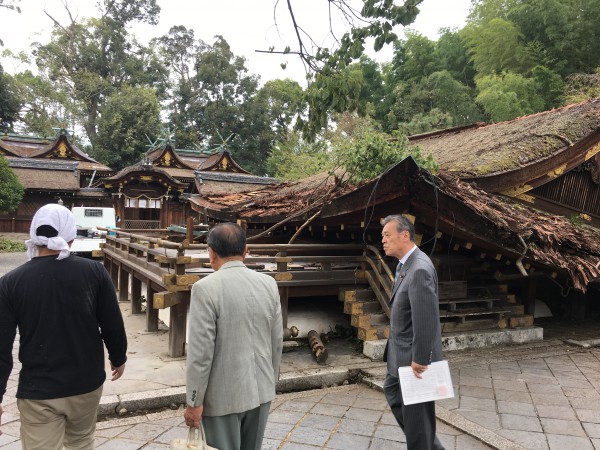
left=101, top=229, right=393, bottom=357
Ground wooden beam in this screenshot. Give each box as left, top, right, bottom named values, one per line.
left=154, top=291, right=187, bottom=309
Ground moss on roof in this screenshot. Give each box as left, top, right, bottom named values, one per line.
left=409, top=99, right=600, bottom=177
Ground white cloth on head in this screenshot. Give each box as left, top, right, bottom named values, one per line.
left=25, top=203, right=77, bottom=260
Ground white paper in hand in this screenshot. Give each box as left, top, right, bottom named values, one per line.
left=398, top=360, right=455, bottom=405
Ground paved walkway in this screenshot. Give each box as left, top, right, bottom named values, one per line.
left=1, top=251, right=600, bottom=449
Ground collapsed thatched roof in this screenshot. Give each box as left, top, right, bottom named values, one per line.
left=188, top=171, right=353, bottom=220
left=437, top=172, right=600, bottom=291
left=190, top=159, right=600, bottom=291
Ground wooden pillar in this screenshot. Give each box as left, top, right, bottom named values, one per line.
left=118, top=266, right=129, bottom=303
left=131, top=276, right=142, bottom=314
left=110, top=260, right=119, bottom=288
left=524, top=276, right=537, bottom=316
left=145, top=280, right=158, bottom=332
left=169, top=248, right=188, bottom=357
left=279, top=287, right=289, bottom=328
left=276, top=252, right=289, bottom=328
left=186, top=216, right=194, bottom=243
left=169, top=301, right=188, bottom=357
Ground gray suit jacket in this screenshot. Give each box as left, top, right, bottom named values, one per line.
left=386, top=247, right=443, bottom=377
left=186, top=261, right=283, bottom=416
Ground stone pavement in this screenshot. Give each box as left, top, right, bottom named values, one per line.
left=1, top=250, right=600, bottom=449
left=0, top=385, right=491, bottom=449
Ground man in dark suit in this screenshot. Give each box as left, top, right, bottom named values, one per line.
left=381, top=214, right=445, bottom=450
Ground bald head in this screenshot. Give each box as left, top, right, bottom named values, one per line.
left=207, top=223, right=246, bottom=258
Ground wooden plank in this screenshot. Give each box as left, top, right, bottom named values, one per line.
left=438, top=281, right=468, bottom=300
left=441, top=319, right=505, bottom=333
left=340, top=288, right=374, bottom=302
left=344, top=301, right=382, bottom=315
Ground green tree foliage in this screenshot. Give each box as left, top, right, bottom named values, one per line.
left=399, top=108, right=454, bottom=135
left=93, top=85, right=161, bottom=170
left=8, top=70, right=69, bottom=136
left=253, top=79, right=304, bottom=138
left=434, top=28, right=476, bottom=86
left=461, top=18, right=535, bottom=75
left=0, top=63, right=19, bottom=131
left=0, top=154, right=24, bottom=212
left=475, top=72, right=544, bottom=121
left=158, top=32, right=272, bottom=174
left=468, top=0, right=600, bottom=76
left=266, top=132, right=330, bottom=180
left=286, top=0, right=426, bottom=139
left=392, top=31, right=438, bottom=83
left=329, top=113, right=438, bottom=182
left=34, top=0, right=165, bottom=149
left=389, top=70, right=483, bottom=133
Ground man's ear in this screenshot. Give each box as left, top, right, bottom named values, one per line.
left=242, top=245, right=248, bottom=260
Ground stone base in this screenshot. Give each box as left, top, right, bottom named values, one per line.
left=442, top=326, right=543, bottom=351
left=363, top=339, right=387, bottom=361
left=363, top=327, right=544, bottom=360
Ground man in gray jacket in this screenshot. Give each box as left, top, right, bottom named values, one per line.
left=184, top=222, right=283, bottom=450
left=381, top=215, right=445, bottom=450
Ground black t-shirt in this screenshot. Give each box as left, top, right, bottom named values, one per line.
left=0, top=254, right=127, bottom=402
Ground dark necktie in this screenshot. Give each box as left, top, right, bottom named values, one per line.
left=394, top=262, right=403, bottom=286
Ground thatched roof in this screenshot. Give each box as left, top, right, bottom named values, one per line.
left=436, top=171, right=600, bottom=291
left=409, top=99, right=600, bottom=179
left=11, top=167, right=80, bottom=191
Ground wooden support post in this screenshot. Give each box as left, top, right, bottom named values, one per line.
left=276, top=251, right=289, bottom=328
left=118, top=266, right=129, bottom=303
left=524, top=276, right=537, bottom=316
left=131, top=276, right=142, bottom=314
left=279, top=287, right=289, bottom=328
left=169, top=302, right=187, bottom=357
left=146, top=281, right=158, bottom=332
left=110, top=260, right=119, bottom=288
left=169, top=247, right=188, bottom=356
left=147, top=242, right=156, bottom=263
left=186, top=216, right=194, bottom=243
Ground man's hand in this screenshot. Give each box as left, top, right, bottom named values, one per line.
left=411, top=361, right=428, bottom=379
left=111, top=363, right=126, bottom=381
left=184, top=405, right=204, bottom=428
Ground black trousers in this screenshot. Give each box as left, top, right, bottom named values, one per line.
left=383, top=373, right=445, bottom=450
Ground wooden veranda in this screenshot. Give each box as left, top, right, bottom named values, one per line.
left=102, top=229, right=395, bottom=358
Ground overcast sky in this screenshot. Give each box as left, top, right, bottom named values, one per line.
left=1, top=0, right=472, bottom=85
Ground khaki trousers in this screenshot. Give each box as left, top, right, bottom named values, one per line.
left=17, top=385, right=103, bottom=450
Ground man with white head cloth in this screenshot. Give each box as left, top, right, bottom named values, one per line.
left=0, top=203, right=127, bottom=449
